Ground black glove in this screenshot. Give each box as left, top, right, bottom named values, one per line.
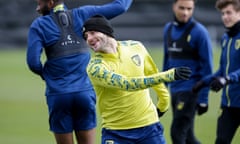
left=210, top=76, right=230, bottom=92
left=174, top=67, right=192, bottom=80
left=156, top=108, right=167, bottom=118
left=192, top=80, right=205, bottom=93
left=196, top=103, right=208, bottom=115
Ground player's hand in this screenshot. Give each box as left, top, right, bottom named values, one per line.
left=156, top=108, right=167, bottom=118
left=174, top=67, right=192, bottom=80
left=210, top=76, right=230, bottom=92
left=196, top=103, right=208, bottom=115
left=192, top=80, right=205, bottom=93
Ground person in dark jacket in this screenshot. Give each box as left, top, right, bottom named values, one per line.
left=26, top=0, right=132, bottom=144
left=193, top=0, right=240, bottom=143
left=162, top=0, right=213, bottom=144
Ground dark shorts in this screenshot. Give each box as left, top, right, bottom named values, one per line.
left=46, top=90, right=96, bottom=133
left=101, top=122, right=166, bottom=144
left=171, top=91, right=198, bottom=118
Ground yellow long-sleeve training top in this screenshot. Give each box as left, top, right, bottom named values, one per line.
left=87, top=40, right=175, bottom=130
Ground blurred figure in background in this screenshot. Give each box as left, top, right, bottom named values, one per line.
left=162, top=0, right=213, bottom=144
left=26, top=0, right=132, bottom=144
left=193, top=0, right=240, bottom=143
left=83, top=15, right=191, bottom=144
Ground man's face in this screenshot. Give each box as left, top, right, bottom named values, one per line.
left=221, top=4, right=240, bottom=28
left=84, top=31, right=109, bottom=53
left=173, top=0, right=194, bottom=23
left=36, top=0, right=51, bottom=16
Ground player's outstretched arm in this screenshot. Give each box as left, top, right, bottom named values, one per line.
left=87, top=62, right=191, bottom=91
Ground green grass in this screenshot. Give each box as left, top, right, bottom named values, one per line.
left=0, top=48, right=239, bottom=144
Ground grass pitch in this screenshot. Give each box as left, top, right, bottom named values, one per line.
left=0, top=48, right=239, bottom=144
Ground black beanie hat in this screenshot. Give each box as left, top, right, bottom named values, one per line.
left=82, top=15, right=114, bottom=39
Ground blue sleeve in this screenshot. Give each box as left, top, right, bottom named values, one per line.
left=200, top=42, right=224, bottom=103
left=26, top=22, right=44, bottom=77
left=229, top=69, right=240, bottom=83
left=193, top=24, right=213, bottom=104
left=162, top=23, right=171, bottom=87
left=72, top=0, right=132, bottom=37
left=162, top=23, right=171, bottom=72
left=75, top=0, right=132, bottom=21
left=203, top=38, right=225, bottom=84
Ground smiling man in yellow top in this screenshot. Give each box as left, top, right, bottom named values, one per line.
left=83, top=15, right=191, bottom=144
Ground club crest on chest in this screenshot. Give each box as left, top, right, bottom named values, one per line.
left=131, top=54, right=141, bottom=66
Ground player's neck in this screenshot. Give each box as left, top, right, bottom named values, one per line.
left=105, top=37, right=118, bottom=54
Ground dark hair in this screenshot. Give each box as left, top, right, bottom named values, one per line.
left=216, top=0, right=240, bottom=11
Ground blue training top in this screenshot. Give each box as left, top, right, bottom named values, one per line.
left=163, top=18, right=213, bottom=104
left=203, top=23, right=240, bottom=108
left=26, top=0, right=132, bottom=96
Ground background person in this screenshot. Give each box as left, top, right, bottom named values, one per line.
left=193, top=0, right=240, bottom=143
left=26, top=0, right=132, bottom=144
left=162, top=0, right=213, bottom=144
left=83, top=15, right=192, bottom=144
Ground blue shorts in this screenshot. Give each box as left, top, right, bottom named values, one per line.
left=101, top=122, right=166, bottom=144
left=46, top=90, right=96, bottom=133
